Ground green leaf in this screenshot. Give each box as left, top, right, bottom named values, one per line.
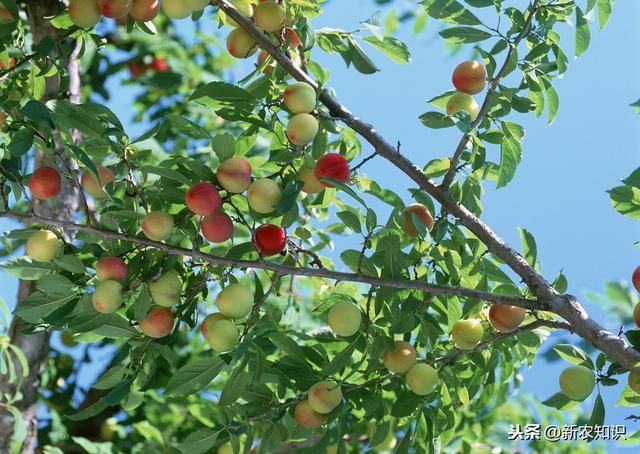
left=421, top=0, right=483, bottom=25
left=597, top=0, right=613, bottom=29
left=92, top=365, right=129, bottom=390
left=166, top=114, right=211, bottom=139
left=267, top=331, right=307, bottom=364
left=140, top=165, right=190, bottom=185
left=545, top=82, right=559, bottom=125
left=541, top=392, right=580, bottom=410
left=211, top=133, right=236, bottom=162
left=575, top=7, right=591, bottom=58
left=166, top=357, right=225, bottom=396
left=178, top=429, right=220, bottom=454
left=496, top=137, right=522, bottom=188
left=608, top=186, right=640, bottom=219
left=320, top=336, right=359, bottom=376
left=336, top=211, right=362, bottom=233
left=362, top=36, right=411, bottom=64
left=53, top=255, right=86, bottom=274
left=518, top=227, right=537, bottom=267
left=7, top=128, right=34, bottom=157
left=218, top=365, right=249, bottom=406
left=347, top=37, right=379, bottom=74
left=588, top=394, right=605, bottom=426
left=419, top=112, right=456, bottom=129
left=439, top=26, right=491, bottom=43
left=553, top=344, right=594, bottom=368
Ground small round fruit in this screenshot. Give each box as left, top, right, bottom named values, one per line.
left=26, top=230, right=60, bottom=263
left=29, top=167, right=62, bottom=200
left=286, top=113, right=319, bottom=146
left=446, top=92, right=480, bottom=120
left=184, top=0, right=209, bottom=10
left=628, top=367, right=640, bottom=394
left=283, top=82, right=316, bottom=114
left=216, top=157, right=252, bottom=193
left=247, top=178, right=282, bottom=214
left=298, top=166, right=324, bottom=194
left=130, top=0, right=159, bottom=21
left=253, top=1, right=285, bottom=32
left=452, top=60, right=486, bottom=95
left=632, top=266, right=640, bottom=292
left=99, top=0, right=132, bottom=18
left=81, top=166, right=115, bottom=198
left=162, top=0, right=191, bottom=19
left=451, top=319, right=484, bottom=350
left=314, top=153, right=349, bottom=187
left=186, top=182, right=222, bottom=215
left=226, top=28, right=258, bottom=58
left=559, top=365, right=595, bottom=401
left=294, top=399, right=328, bottom=429
left=488, top=304, right=526, bottom=332
left=222, top=0, right=253, bottom=27
left=402, top=203, right=434, bottom=236
left=141, top=211, right=174, bottom=241
left=92, top=280, right=124, bottom=314
left=148, top=269, right=182, bottom=307
left=405, top=363, right=439, bottom=395
left=328, top=301, right=361, bottom=337
left=201, top=212, right=234, bottom=243
left=254, top=224, right=286, bottom=256
left=201, top=313, right=239, bottom=352
left=139, top=306, right=174, bottom=338
left=308, top=381, right=342, bottom=414
left=256, top=49, right=275, bottom=73
left=216, top=283, right=254, bottom=319
left=69, top=0, right=102, bottom=28
left=96, top=256, right=128, bottom=283
left=382, top=340, right=417, bottom=374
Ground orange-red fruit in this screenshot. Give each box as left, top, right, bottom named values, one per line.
left=29, top=167, right=62, bottom=200
left=81, top=166, right=115, bottom=198
left=294, top=399, right=328, bottom=429
left=96, top=256, right=128, bottom=283
left=128, top=61, right=146, bottom=77
left=130, top=0, right=159, bottom=21
left=139, top=306, right=174, bottom=338
left=226, top=28, right=258, bottom=58
left=314, top=153, right=349, bottom=187
left=254, top=224, right=286, bottom=256
left=402, top=203, right=434, bottom=237
left=149, top=57, right=169, bottom=72
left=201, top=212, right=234, bottom=243
left=186, top=182, right=222, bottom=215
left=99, top=0, right=133, bottom=18
left=452, top=60, right=486, bottom=95
left=488, top=304, right=526, bottom=332
left=632, top=266, right=640, bottom=292
left=216, top=157, right=252, bottom=193
left=284, top=27, right=302, bottom=49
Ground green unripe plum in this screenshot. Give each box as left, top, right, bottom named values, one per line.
left=217, top=442, right=233, bottom=454
left=184, top=0, right=209, bottom=11
left=451, top=319, right=484, bottom=350
left=297, top=166, right=324, bottom=194
left=629, top=368, right=640, bottom=393
left=559, top=365, right=595, bottom=400
left=92, top=280, right=124, bottom=314
left=446, top=92, right=479, bottom=120
left=327, top=301, right=361, bottom=337
left=162, top=0, right=191, bottom=19
left=283, top=82, right=316, bottom=114
left=216, top=283, right=254, bottom=319
left=308, top=380, right=342, bottom=414
left=69, top=0, right=102, bottom=28
left=100, top=417, right=118, bottom=440
left=226, top=28, right=258, bottom=58
left=247, top=178, right=282, bottom=214
left=405, top=363, right=439, bottom=395
left=26, top=230, right=61, bottom=263
left=253, top=1, right=285, bottom=32
left=294, top=399, right=327, bottom=429
left=141, top=211, right=174, bottom=241
left=216, top=157, right=252, bottom=193
left=286, top=113, right=318, bottom=146
left=382, top=340, right=417, bottom=373
left=139, top=306, right=174, bottom=338
left=148, top=269, right=182, bottom=307
left=201, top=314, right=239, bottom=352
left=222, top=0, right=253, bottom=27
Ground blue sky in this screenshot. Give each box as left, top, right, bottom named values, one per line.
left=1, top=0, right=639, bottom=451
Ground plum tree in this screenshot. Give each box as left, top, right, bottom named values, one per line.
left=201, top=212, right=234, bottom=243
left=254, top=224, right=286, bottom=256
left=446, top=92, right=479, bottom=120
left=185, top=182, right=222, bottom=215
left=297, top=165, right=325, bottom=194
left=216, top=157, right=252, bottom=193
left=452, top=60, right=486, bottom=95
left=96, top=256, right=128, bottom=283
left=148, top=269, right=182, bottom=307
left=382, top=340, right=417, bottom=373
left=130, top=0, right=159, bottom=21
left=141, top=211, right=174, bottom=241
left=283, top=82, right=316, bottom=114
left=139, top=306, right=174, bottom=338
left=92, top=280, right=124, bottom=313
left=98, top=0, right=132, bottom=18
left=226, top=28, right=258, bottom=58
left=26, top=230, right=61, bottom=263
left=247, top=178, right=282, bottom=214
left=628, top=368, right=640, bottom=394
left=633, top=265, right=640, bottom=291
left=402, top=203, right=434, bottom=237
left=451, top=319, right=484, bottom=350
left=29, top=166, right=61, bottom=200
left=253, top=1, right=285, bottom=32
left=314, top=153, right=350, bottom=187
left=286, top=113, right=319, bottom=145
left=162, top=0, right=191, bottom=19
left=221, top=0, right=254, bottom=27
left=80, top=166, right=114, bottom=198
left=294, top=399, right=328, bottom=429
left=69, top=0, right=102, bottom=28
left=308, top=381, right=342, bottom=414
left=488, top=304, right=526, bottom=332
left=559, top=365, right=595, bottom=400
left=216, top=283, right=254, bottom=319
left=183, top=0, right=209, bottom=11
left=201, top=313, right=239, bottom=352
left=405, top=363, right=439, bottom=395
left=327, top=301, right=361, bottom=337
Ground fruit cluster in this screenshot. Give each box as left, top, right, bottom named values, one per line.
left=446, top=60, right=486, bottom=121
